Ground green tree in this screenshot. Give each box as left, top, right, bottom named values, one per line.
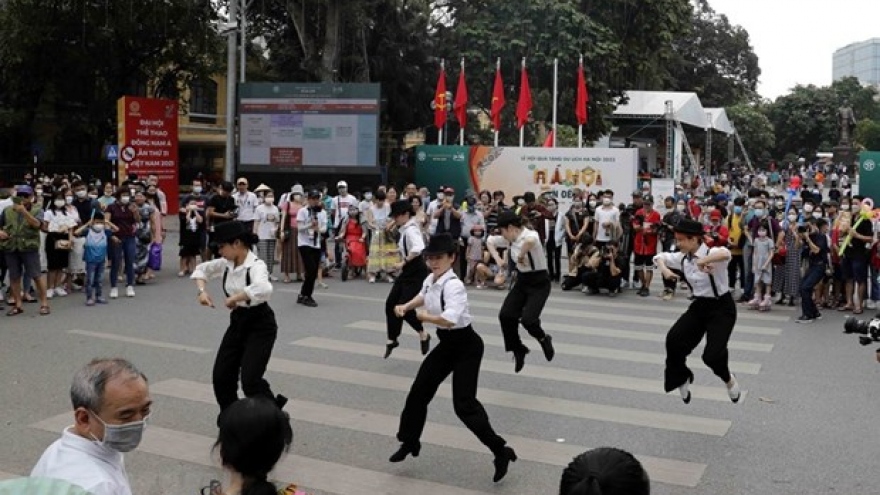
left=667, top=0, right=760, bottom=107
left=856, top=119, right=880, bottom=151
left=431, top=0, right=693, bottom=145
left=0, top=0, right=223, bottom=165
left=714, top=103, right=774, bottom=165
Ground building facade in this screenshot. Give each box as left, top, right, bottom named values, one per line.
left=833, top=38, right=880, bottom=87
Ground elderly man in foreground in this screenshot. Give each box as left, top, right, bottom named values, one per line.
left=31, top=358, right=152, bottom=495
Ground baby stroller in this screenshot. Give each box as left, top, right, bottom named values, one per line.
left=341, top=237, right=367, bottom=281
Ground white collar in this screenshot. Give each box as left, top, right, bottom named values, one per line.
left=226, top=251, right=258, bottom=272
left=428, top=269, right=457, bottom=286
left=60, top=427, right=123, bottom=464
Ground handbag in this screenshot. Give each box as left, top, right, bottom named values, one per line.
left=772, top=247, right=787, bottom=265
left=147, top=242, right=162, bottom=270
left=54, top=238, right=72, bottom=250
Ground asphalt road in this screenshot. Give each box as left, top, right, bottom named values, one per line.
left=0, top=231, right=878, bottom=495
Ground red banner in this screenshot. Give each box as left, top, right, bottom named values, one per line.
left=117, top=96, right=179, bottom=213
left=516, top=66, right=532, bottom=129
left=434, top=65, right=448, bottom=130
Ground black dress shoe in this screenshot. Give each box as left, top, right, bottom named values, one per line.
left=275, top=394, right=288, bottom=409
left=301, top=296, right=318, bottom=307
left=512, top=347, right=530, bottom=373
left=389, top=442, right=420, bottom=462
left=296, top=294, right=305, bottom=304
left=420, top=334, right=431, bottom=355
left=680, top=372, right=694, bottom=404
left=492, top=446, right=517, bottom=482
left=384, top=341, right=399, bottom=359
left=539, top=335, right=555, bottom=361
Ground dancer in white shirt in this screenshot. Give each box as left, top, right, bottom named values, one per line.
left=654, top=218, right=741, bottom=404
left=390, top=233, right=516, bottom=482
left=191, top=221, right=287, bottom=424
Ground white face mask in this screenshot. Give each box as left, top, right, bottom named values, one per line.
left=193, top=186, right=203, bottom=194
left=852, top=204, right=861, bottom=212
left=588, top=200, right=597, bottom=208
left=676, top=204, right=686, bottom=212
left=788, top=215, right=798, bottom=222
left=804, top=205, right=814, bottom=213
left=92, top=224, right=105, bottom=233
left=517, top=198, right=525, bottom=206
left=602, top=197, right=612, bottom=206
left=65, top=196, right=74, bottom=204
left=436, top=193, right=445, bottom=201
left=54, top=199, right=66, bottom=208
left=75, top=190, right=87, bottom=198
left=89, top=411, right=148, bottom=453
left=812, top=211, right=822, bottom=219
left=364, top=193, right=373, bottom=201
left=88, top=194, right=98, bottom=200
left=264, top=196, right=275, bottom=204
left=120, top=196, right=131, bottom=205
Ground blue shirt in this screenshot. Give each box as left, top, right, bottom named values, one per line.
left=80, top=229, right=110, bottom=263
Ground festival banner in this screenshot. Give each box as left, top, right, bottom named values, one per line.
left=117, top=96, right=179, bottom=212
left=859, top=151, right=880, bottom=205
left=416, top=146, right=638, bottom=210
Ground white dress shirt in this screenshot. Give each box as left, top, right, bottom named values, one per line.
left=509, top=228, right=547, bottom=272
left=654, top=244, right=731, bottom=298
left=421, top=269, right=471, bottom=329
left=296, top=206, right=328, bottom=248
left=31, top=427, right=132, bottom=495
left=233, top=191, right=259, bottom=222
left=426, top=199, right=442, bottom=234
left=399, top=219, right=425, bottom=258
left=191, top=251, right=273, bottom=306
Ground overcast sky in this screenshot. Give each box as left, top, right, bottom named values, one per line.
left=707, top=0, right=880, bottom=100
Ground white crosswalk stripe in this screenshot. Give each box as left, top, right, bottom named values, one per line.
left=11, top=281, right=786, bottom=494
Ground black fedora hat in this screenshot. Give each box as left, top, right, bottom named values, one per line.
left=423, top=233, right=458, bottom=256
left=211, top=221, right=257, bottom=246
left=496, top=210, right=522, bottom=229
left=672, top=218, right=704, bottom=236
left=389, top=199, right=414, bottom=217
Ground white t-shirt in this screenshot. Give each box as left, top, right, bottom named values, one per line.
left=296, top=206, right=328, bottom=248
left=232, top=191, right=259, bottom=222
left=31, top=427, right=132, bottom=495
left=594, top=206, right=620, bottom=242
left=254, top=204, right=281, bottom=240
left=332, top=194, right=358, bottom=226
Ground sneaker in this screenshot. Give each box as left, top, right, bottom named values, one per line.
left=662, top=289, right=674, bottom=301
left=868, top=301, right=877, bottom=310
left=125, top=286, right=135, bottom=297
left=71, top=283, right=83, bottom=291
left=639, top=287, right=650, bottom=297
left=368, top=276, right=376, bottom=283
left=814, top=312, right=823, bottom=320
left=795, top=315, right=815, bottom=324
left=46, top=288, right=55, bottom=299
left=727, top=374, right=741, bottom=403
left=318, top=282, right=329, bottom=290
left=269, top=275, right=279, bottom=282
left=621, top=280, right=630, bottom=289
left=96, top=297, right=108, bottom=304
left=177, top=271, right=186, bottom=277
left=301, top=296, right=318, bottom=307
left=85, top=299, right=95, bottom=306
left=54, top=287, right=68, bottom=297
left=109, top=287, right=119, bottom=299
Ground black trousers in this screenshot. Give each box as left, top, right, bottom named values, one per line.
left=546, top=238, right=562, bottom=281
left=664, top=293, right=736, bottom=392
left=499, top=270, right=550, bottom=352
left=213, top=304, right=278, bottom=410
left=385, top=276, right=425, bottom=341
left=298, top=245, right=322, bottom=298
left=397, top=326, right=506, bottom=455
left=728, top=253, right=745, bottom=290
left=584, top=270, right=620, bottom=292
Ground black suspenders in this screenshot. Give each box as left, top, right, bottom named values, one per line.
left=683, top=255, right=720, bottom=298
left=223, top=266, right=252, bottom=306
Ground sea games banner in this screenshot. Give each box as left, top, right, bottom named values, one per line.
left=416, top=146, right=638, bottom=209
left=117, top=96, right=180, bottom=212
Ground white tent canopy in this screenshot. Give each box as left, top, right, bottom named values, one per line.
left=613, top=91, right=709, bottom=130
left=705, top=108, right=734, bottom=135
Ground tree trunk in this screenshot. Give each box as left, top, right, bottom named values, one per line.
left=320, top=0, right=341, bottom=82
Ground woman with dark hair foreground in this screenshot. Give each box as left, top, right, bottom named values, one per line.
left=204, top=397, right=300, bottom=495
left=559, top=447, right=650, bottom=495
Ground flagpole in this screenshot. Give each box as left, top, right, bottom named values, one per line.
left=519, top=58, right=525, bottom=147
left=494, top=58, right=500, bottom=147
left=552, top=58, right=558, bottom=148
left=578, top=55, right=583, bottom=148
left=459, top=57, right=465, bottom=146
left=438, top=60, right=444, bottom=145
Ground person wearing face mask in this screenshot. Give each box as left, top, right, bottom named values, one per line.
left=105, top=190, right=141, bottom=298
left=278, top=184, right=306, bottom=283
left=703, top=209, right=729, bottom=249
left=839, top=195, right=873, bottom=314
left=771, top=206, right=803, bottom=306
left=593, top=193, right=620, bottom=248
left=73, top=211, right=118, bottom=305
left=726, top=197, right=747, bottom=298
left=544, top=198, right=565, bottom=283
left=69, top=180, right=100, bottom=290
left=31, top=358, right=152, bottom=495
left=426, top=185, right=447, bottom=235
left=0, top=185, right=50, bottom=315
left=485, top=190, right=507, bottom=233
left=564, top=199, right=589, bottom=260
left=459, top=196, right=486, bottom=277
left=253, top=188, right=281, bottom=282
left=44, top=190, right=80, bottom=299
left=654, top=218, right=741, bottom=404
